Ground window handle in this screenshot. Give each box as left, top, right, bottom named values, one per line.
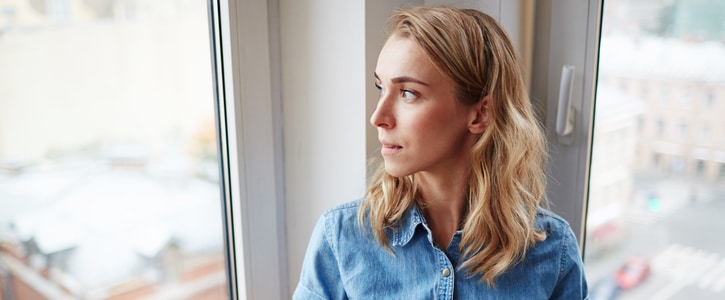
left=556, top=64, right=575, bottom=144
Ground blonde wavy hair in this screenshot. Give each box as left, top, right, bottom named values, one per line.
left=359, top=6, right=548, bottom=285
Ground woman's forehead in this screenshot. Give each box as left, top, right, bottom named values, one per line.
left=375, top=35, right=442, bottom=83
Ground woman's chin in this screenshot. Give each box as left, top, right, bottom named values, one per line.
left=383, top=163, right=413, bottom=178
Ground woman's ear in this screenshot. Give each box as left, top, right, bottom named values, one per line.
left=468, top=96, right=490, bottom=134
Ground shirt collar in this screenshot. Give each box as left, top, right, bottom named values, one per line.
left=392, top=202, right=425, bottom=247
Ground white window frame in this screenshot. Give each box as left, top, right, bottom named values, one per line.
left=209, top=0, right=287, bottom=299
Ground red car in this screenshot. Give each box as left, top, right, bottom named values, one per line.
left=615, top=257, right=651, bottom=289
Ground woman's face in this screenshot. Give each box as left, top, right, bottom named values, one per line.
left=371, top=34, right=481, bottom=178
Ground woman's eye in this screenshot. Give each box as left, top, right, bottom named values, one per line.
left=401, top=89, right=416, bottom=100
left=374, top=83, right=384, bottom=95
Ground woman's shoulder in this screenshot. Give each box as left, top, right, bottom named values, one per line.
left=535, top=207, right=577, bottom=239
left=320, top=198, right=363, bottom=224
left=323, top=198, right=363, bottom=215
left=523, top=208, right=584, bottom=273
left=318, top=199, right=367, bottom=238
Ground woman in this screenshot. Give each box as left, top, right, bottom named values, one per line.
left=294, top=6, right=588, bottom=299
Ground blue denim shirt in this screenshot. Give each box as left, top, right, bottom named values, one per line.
left=294, top=200, right=588, bottom=299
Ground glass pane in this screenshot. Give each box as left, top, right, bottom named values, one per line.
left=586, top=0, right=725, bottom=299
left=0, top=1, right=229, bottom=299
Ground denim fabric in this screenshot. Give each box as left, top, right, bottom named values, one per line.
left=294, top=199, right=588, bottom=300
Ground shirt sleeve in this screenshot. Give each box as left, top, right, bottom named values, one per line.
left=293, top=213, right=347, bottom=300
left=550, top=225, right=589, bottom=300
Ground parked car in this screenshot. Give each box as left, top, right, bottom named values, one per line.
left=614, top=257, right=651, bottom=289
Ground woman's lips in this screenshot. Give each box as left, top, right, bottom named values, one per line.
left=380, top=143, right=402, bottom=156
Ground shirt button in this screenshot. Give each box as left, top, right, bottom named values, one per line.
left=442, top=268, right=451, bottom=277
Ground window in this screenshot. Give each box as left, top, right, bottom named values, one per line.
left=0, top=1, right=230, bottom=299
left=672, top=156, right=686, bottom=174
left=637, top=116, right=645, bottom=134
left=47, top=0, right=72, bottom=24
left=660, top=87, right=669, bottom=104
left=681, top=87, right=692, bottom=108
left=656, top=118, right=666, bottom=139
left=640, top=85, right=649, bottom=101
left=584, top=0, right=725, bottom=298
left=696, top=160, right=706, bottom=176
left=678, top=121, right=689, bottom=141
left=653, top=153, right=661, bottom=168
left=700, top=123, right=711, bottom=145
left=706, top=90, right=716, bottom=108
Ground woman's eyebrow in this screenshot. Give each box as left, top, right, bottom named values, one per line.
left=373, top=72, right=430, bottom=87
left=392, top=76, right=429, bottom=86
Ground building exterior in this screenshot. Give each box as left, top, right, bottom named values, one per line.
left=586, top=84, right=642, bottom=257
left=586, top=30, right=725, bottom=258
left=599, top=36, right=725, bottom=181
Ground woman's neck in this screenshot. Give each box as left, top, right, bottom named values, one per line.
left=416, top=170, right=468, bottom=249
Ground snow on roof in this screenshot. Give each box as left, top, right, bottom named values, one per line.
left=599, top=34, right=725, bottom=84
left=1, top=163, right=224, bottom=289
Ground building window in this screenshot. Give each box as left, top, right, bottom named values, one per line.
left=640, top=84, right=649, bottom=101
left=660, top=87, right=669, bottom=104
left=653, top=153, right=661, bottom=168
left=706, top=89, right=715, bottom=108
left=657, top=118, right=666, bottom=138
left=696, top=160, right=706, bottom=176
left=672, top=156, right=686, bottom=174
left=48, top=0, right=72, bottom=24
left=700, top=123, right=711, bottom=145
left=681, top=87, right=692, bottom=107
left=678, top=121, right=688, bottom=141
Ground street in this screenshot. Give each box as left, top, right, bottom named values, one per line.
left=585, top=177, right=725, bottom=299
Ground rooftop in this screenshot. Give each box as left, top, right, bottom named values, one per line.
left=599, top=35, right=725, bottom=83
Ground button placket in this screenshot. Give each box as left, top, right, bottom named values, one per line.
left=434, top=249, right=455, bottom=299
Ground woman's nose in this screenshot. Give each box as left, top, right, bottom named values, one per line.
left=370, top=97, right=394, bottom=129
